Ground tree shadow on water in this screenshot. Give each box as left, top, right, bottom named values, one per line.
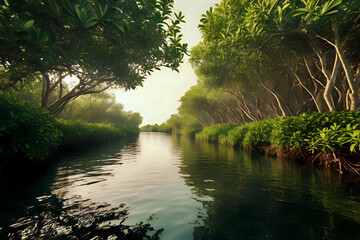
left=0, top=194, right=163, bottom=240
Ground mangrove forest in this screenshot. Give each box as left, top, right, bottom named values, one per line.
left=1, top=0, right=360, bottom=239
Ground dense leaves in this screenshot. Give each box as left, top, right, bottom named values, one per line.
left=0, top=0, right=188, bottom=113
left=0, top=94, right=61, bottom=161
left=181, top=0, right=360, bottom=128
left=59, top=92, right=143, bottom=135
left=56, top=119, right=125, bottom=148
left=198, top=111, right=360, bottom=154
left=0, top=94, right=140, bottom=164
left=140, top=123, right=171, bottom=133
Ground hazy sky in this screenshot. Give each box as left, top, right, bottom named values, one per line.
left=113, top=0, right=220, bottom=125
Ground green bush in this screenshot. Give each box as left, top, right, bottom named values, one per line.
left=270, top=116, right=308, bottom=149
left=243, top=119, right=275, bottom=147
left=0, top=94, right=61, bottom=161
left=219, top=124, right=251, bottom=146
left=270, top=111, right=360, bottom=152
left=55, top=119, right=124, bottom=148
left=140, top=123, right=172, bottom=133
left=0, top=94, right=138, bottom=163
left=180, top=121, right=203, bottom=137
left=197, top=123, right=236, bottom=142
left=196, top=111, right=360, bottom=154
left=166, top=114, right=203, bottom=136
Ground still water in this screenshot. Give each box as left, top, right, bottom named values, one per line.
left=1, top=132, right=360, bottom=239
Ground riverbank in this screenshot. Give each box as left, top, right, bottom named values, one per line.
left=0, top=95, right=138, bottom=171
left=195, top=111, right=360, bottom=175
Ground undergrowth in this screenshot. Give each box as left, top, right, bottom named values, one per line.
left=197, top=111, right=360, bottom=154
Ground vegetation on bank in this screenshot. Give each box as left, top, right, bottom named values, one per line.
left=140, top=114, right=203, bottom=136
left=56, top=119, right=134, bottom=149
left=196, top=111, right=360, bottom=175
left=182, top=0, right=360, bottom=126
left=0, top=94, right=61, bottom=161
left=0, top=94, right=138, bottom=166
left=142, top=0, right=360, bottom=175
left=140, top=123, right=172, bottom=133
left=0, top=0, right=187, bottom=169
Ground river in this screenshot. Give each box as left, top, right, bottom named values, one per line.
left=1, top=132, right=360, bottom=239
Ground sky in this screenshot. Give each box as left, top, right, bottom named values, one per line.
left=113, top=0, right=220, bottom=126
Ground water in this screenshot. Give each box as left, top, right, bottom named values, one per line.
left=1, top=132, right=360, bottom=239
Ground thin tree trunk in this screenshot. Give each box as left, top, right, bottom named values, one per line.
left=323, top=54, right=340, bottom=111
left=259, top=81, right=287, bottom=116
left=289, top=66, right=322, bottom=112
left=333, top=19, right=360, bottom=110
left=41, top=73, right=51, bottom=108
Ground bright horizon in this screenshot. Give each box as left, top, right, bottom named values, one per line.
left=113, top=0, right=220, bottom=126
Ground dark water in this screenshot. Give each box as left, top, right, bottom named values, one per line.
left=1, top=132, right=360, bottom=239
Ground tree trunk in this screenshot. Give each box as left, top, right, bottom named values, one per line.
left=333, top=19, right=360, bottom=110
left=323, top=54, right=340, bottom=111
left=289, top=66, right=322, bottom=112
left=41, top=73, right=51, bottom=108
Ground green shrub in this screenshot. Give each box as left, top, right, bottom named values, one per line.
left=197, top=123, right=237, bottom=142
left=243, top=119, right=275, bottom=147
left=55, top=119, right=124, bottom=147
left=219, top=124, right=250, bottom=146
left=180, top=121, right=203, bottom=137
left=270, top=111, right=360, bottom=152
left=270, top=116, right=308, bottom=149
left=0, top=94, right=61, bottom=161
left=196, top=111, right=360, bottom=154
left=0, top=94, right=139, bottom=164
left=307, top=123, right=360, bottom=153
left=140, top=123, right=172, bottom=133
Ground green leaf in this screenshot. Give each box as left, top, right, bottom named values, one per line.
left=48, top=0, right=60, bottom=16
left=85, top=20, right=98, bottom=29
left=75, top=6, right=82, bottom=21
left=103, top=4, right=109, bottom=15
left=24, top=20, right=34, bottom=29
left=323, top=9, right=338, bottom=15
left=350, top=143, right=357, bottom=152
left=114, top=22, right=125, bottom=33
left=114, top=6, right=123, bottom=13
left=295, top=8, right=310, bottom=13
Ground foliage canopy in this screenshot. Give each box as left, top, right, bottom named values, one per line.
left=0, top=0, right=187, bottom=113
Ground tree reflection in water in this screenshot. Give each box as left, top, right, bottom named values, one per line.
left=173, top=135, right=360, bottom=240
left=1, top=193, right=162, bottom=240
left=0, top=139, right=163, bottom=240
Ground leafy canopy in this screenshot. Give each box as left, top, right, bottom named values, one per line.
left=0, top=0, right=188, bottom=90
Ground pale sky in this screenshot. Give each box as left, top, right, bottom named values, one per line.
left=113, top=0, right=220, bottom=126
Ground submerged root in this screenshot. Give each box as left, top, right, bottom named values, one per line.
left=327, top=152, right=360, bottom=176
left=261, top=145, right=360, bottom=176
left=340, top=157, right=360, bottom=176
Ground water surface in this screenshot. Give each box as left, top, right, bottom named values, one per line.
left=1, top=132, right=360, bottom=239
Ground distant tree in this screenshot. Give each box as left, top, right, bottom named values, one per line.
left=166, top=114, right=202, bottom=135
left=179, top=83, right=244, bottom=125
left=59, top=92, right=143, bottom=132
left=0, top=0, right=187, bottom=114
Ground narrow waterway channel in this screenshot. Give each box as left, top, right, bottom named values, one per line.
left=1, top=132, right=360, bottom=239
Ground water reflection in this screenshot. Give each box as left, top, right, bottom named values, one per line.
left=0, top=139, right=161, bottom=240
left=3, top=194, right=160, bottom=240
left=173, top=135, right=360, bottom=240
left=1, top=133, right=360, bottom=240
